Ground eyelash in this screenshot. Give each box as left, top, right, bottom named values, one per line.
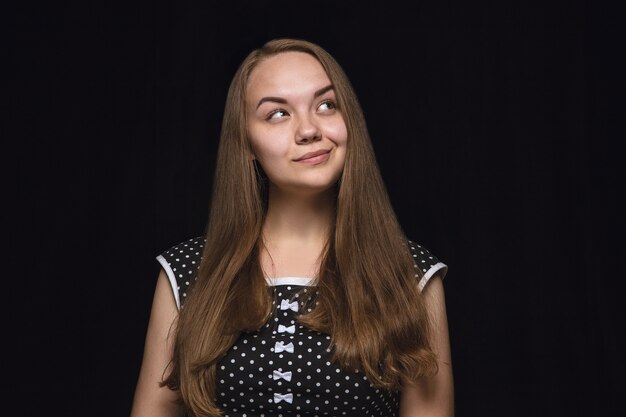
left=266, top=109, right=288, bottom=121
left=319, top=100, right=336, bottom=111
left=265, top=100, right=337, bottom=121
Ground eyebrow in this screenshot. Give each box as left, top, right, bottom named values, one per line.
left=256, top=84, right=335, bottom=109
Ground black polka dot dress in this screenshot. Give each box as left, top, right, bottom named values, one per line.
left=156, top=236, right=447, bottom=416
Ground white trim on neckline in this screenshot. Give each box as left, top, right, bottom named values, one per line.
left=266, top=277, right=316, bottom=287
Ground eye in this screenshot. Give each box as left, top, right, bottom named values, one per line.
left=266, top=109, right=289, bottom=121
left=318, top=100, right=337, bottom=112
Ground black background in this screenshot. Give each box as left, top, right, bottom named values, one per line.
left=9, top=1, right=625, bottom=416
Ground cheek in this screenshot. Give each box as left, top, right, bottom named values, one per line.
left=324, top=118, right=348, bottom=145
left=249, top=128, right=288, bottom=160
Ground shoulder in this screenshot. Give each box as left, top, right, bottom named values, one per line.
left=406, top=239, right=448, bottom=292
left=155, top=236, right=205, bottom=310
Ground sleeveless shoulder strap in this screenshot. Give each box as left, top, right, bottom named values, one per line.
left=407, top=239, right=448, bottom=292
left=156, top=236, right=205, bottom=309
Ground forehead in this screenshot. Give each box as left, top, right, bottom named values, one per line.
left=247, top=52, right=331, bottom=98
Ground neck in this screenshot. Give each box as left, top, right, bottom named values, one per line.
left=263, top=184, right=335, bottom=244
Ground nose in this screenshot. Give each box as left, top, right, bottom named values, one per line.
left=295, top=114, right=321, bottom=144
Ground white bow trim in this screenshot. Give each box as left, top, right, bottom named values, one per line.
left=280, top=299, right=299, bottom=312
left=272, top=370, right=293, bottom=381
left=274, top=392, right=293, bottom=404
left=274, top=341, right=294, bottom=353
left=278, top=324, right=295, bottom=334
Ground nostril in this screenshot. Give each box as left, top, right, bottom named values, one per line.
left=300, top=134, right=321, bottom=144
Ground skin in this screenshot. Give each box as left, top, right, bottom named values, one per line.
left=246, top=51, right=348, bottom=277
left=130, top=270, right=183, bottom=417
left=400, top=274, right=455, bottom=416
left=130, top=51, right=454, bottom=416
left=247, top=52, right=348, bottom=197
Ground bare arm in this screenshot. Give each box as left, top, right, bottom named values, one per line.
left=400, top=274, right=454, bottom=417
left=130, top=270, right=184, bottom=417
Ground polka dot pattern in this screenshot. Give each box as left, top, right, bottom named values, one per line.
left=406, top=240, right=448, bottom=292
left=156, top=236, right=205, bottom=309
left=157, top=236, right=447, bottom=416
left=215, top=284, right=402, bottom=415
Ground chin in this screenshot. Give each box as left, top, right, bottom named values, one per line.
left=273, top=179, right=340, bottom=196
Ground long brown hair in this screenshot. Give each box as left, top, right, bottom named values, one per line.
left=164, top=38, right=438, bottom=417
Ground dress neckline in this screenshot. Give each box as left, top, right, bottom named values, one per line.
left=265, top=277, right=316, bottom=287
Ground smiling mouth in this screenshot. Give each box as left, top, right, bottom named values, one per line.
left=294, top=149, right=331, bottom=162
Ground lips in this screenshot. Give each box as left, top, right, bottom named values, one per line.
left=294, top=149, right=331, bottom=162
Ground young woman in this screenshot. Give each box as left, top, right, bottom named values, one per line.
left=130, top=38, right=454, bottom=417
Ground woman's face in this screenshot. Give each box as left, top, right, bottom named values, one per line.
left=246, top=51, right=348, bottom=195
